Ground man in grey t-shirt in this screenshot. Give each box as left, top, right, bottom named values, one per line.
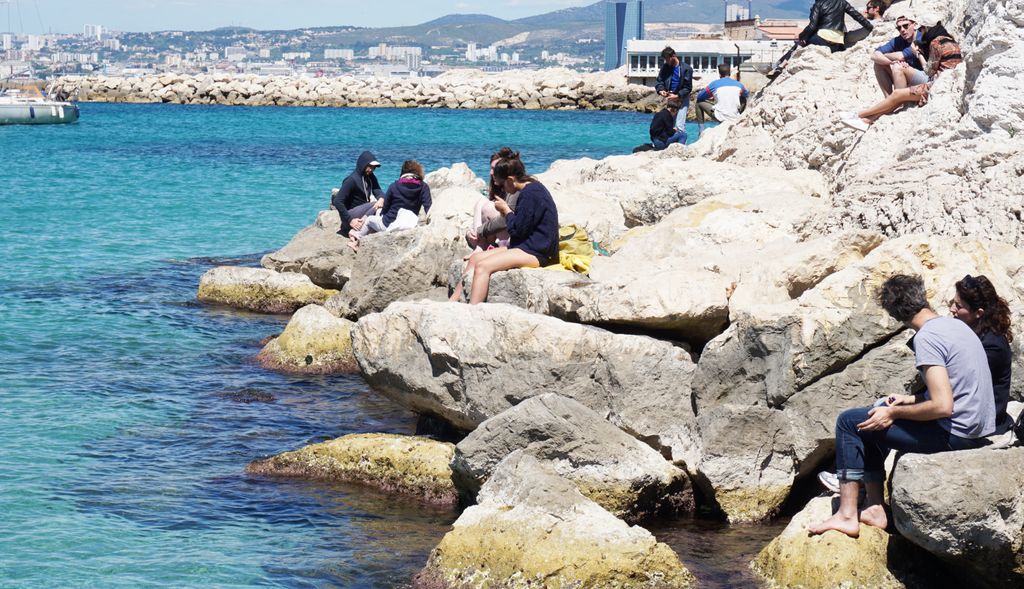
left=810, top=274, right=995, bottom=538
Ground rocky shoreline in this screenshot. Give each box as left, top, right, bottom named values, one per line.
left=49, top=68, right=662, bottom=112
left=201, top=0, right=1024, bottom=587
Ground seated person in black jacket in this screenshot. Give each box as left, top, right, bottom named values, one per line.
left=331, top=150, right=383, bottom=237
left=649, top=97, right=686, bottom=150
left=462, top=157, right=559, bottom=305
left=799, top=0, right=873, bottom=53
left=348, top=160, right=432, bottom=251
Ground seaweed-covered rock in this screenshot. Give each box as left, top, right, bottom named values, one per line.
left=246, top=433, right=457, bottom=505
left=452, top=394, right=692, bottom=522
left=415, top=452, right=694, bottom=589
left=197, top=266, right=337, bottom=314
left=255, top=304, right=357, bottom=374
left=752, top=496, right=913, bottom=589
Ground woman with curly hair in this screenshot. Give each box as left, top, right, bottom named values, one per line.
left=951, top=274, right=1014, bottom=428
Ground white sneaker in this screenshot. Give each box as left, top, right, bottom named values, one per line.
left=817, top=471, right=841, bottom=494
left=841, top=116, right=870, bottom=132
left=837, top=111, right=856, bottom=120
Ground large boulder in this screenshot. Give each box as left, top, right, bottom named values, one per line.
left=324, top=225, right=464, bottom=319
left=246, top=433, right=457, bottom=505
left=197, top=266, right=337, bottom=314
left=260, top=209, right=354, bottom=289
left=452, top=394, right=692, bottom=522
left=352, top=302, right=699, bottom=463
left=687, top=236, right=1024, bottom=522
left=891, top=447, right=1024, bottom=588
left=751, top=496, right=920, bottom=589
left=255, top=304, right=357, bottom=374
left=414, top=452, right=695, bottom=589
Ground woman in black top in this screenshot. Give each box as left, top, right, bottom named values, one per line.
left=464, top=157, right=558, bottom=305
left=950, top=274, right=1014, bottom=428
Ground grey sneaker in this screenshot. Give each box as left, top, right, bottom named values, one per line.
left=817, top=471, right=841, bottom=494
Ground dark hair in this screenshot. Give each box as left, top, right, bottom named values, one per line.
left=867, top=0, right=885, bottom=15
left=955, top=275, right=1013, bottom=342
left=661, top=47, right=676, bottom=60
left=400, top=159, right=424, bottom=179
left=489, top=147, right=520, bottom=198
left=718, top=63, right=731, bottom=78
left=666, top=96, right=682, bottom=109
left=492, top=157, right=536, bottom=185
left=877, top=274, right=931, bottom=322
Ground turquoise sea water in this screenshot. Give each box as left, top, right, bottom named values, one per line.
left=1, top=103, right=714, bottom=588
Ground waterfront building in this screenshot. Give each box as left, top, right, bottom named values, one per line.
left=225, top=46, right=247, bottom=62
left=624, top=38, right=788, bottom=85
left=604, top=0, right=644, bottom=71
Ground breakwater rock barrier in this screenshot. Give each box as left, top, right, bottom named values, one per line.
left=49, top=68, right=662, bottom=112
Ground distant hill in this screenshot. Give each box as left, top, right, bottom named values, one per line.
left=515, top=0, right=812, bottom=26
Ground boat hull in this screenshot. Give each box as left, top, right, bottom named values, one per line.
left=0, top=102, right=80, bottom=125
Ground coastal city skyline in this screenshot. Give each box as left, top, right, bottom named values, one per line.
left=2, top=0, right=596, bottom=33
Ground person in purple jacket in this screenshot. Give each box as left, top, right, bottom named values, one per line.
left=463, top=156, right=558, bottom=305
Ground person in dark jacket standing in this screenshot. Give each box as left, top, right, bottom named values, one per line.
left=649, top=97, right=686, bottom=150
left=348, top=160, right=432, bottom=251
left=464, top=157, right=558, bottom=305
left=331, top=150, right=383, bottom=236
left=799, top=0, right=874, bottom=53
left=654, top=47, right=694, bottom=133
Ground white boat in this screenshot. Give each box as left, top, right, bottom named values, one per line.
left=0, top=88, right=79, bottom=125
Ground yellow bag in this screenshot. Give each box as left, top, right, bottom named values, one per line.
left=543, top=224, right=594, bottom=274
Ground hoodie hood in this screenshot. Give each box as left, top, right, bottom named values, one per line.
left=353, top=151, right=379, bottom=177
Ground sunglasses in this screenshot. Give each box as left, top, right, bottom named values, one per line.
left=897, top=22, right=914, bottom=31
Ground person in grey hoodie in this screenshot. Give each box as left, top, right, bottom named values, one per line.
left=331, top=151, right=383, bottom=236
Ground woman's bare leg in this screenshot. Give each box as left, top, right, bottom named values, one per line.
left=468, top=249, right=540, bottom=304
left=450, top=247, right=505, bottom=302
left=858, top=88, right=917, bottom=123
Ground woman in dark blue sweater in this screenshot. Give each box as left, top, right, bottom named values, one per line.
left=466, top=157, right=559, bottom=304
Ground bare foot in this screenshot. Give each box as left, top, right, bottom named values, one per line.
left=859, top=504, right=888, bottom=530
left=860, top=117, right=872, bottom=126
left=346, top=239, right=359, bottom=253
left=808, top=514, right=860, bottom=538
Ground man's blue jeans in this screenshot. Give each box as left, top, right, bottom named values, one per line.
left=834, top=406, right=985, bottom=482
left=674, top=95, right=691, bottom=131
left=653, top=130, right=687, bottom=150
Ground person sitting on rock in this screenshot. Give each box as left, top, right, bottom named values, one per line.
left=839, top=13, right=961, bottom=131
left=798, top=0, right=874, bottom=53
left=655, top=46, right=694, bottom=134
left=331, top=150, right=383, bottom=237
left=466, top=147, right=520, bottom=252
left=810, top=274, right=995, bottom=538
left=348, top=159, right=432, bottom=252
left=649, top=97, right=687, bottom=150
left=462, top=157, right=559, bottom=305
left=694, top=64, right=748, bottom=138
left=950, top=274, right=1014, bottom=431
left=871, top=14, right=927, bottom=98
left=845, top=0, right=887, bottom=47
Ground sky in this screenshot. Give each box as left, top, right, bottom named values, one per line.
left=1, top=0, right=595, bottom=34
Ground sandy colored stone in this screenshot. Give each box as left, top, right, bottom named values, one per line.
left=752, top=496, right=908, bottom=589
left=246, top=433, right=457, bottom=505
left=415, top=452, right=694, bottom=589
left=197, top=266, right=337, bottom=314
left=255, top=304, right=356, bottom=374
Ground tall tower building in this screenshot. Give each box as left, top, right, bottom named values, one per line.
left=604, top=0, right=644, bottom=71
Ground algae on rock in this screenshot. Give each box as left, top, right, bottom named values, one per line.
left=246, top=433, right=458, bottom=505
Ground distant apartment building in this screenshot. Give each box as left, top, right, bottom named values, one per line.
left=624, top=38, right=788, bottom=84
left=2, top=34, right=12, bottom=51
left=465, top=42, right=497, bottom=62
left=725, top=2, right=751, bottom=22
left=224, top=46, right=247, bottom=61
left=25, top=35, right=45, bottom=51
left=282, top=51, right=311, bottom=60
left=258, top=48, right=272, bottom=59
left=102, top=38, right=121, bottom=51
left=324, top=48, right=355, bottom=60
left=83, top=24, right=103, bottom=41
left=368, top=43, right=422, bottom=62
left=604, top=0, right=644, bottom=71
